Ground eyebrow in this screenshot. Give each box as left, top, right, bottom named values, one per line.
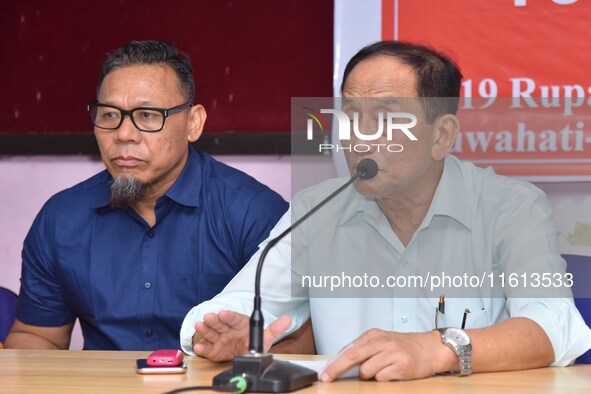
left=135, top=100, right=157, bottom=106
left=97, top=97, right=157, bottom=106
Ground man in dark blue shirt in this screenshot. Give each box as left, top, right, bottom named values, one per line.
left=5, top=40, right=288, bottom=350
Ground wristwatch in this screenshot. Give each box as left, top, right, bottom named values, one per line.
left=438, top=327, right=472, bottom=376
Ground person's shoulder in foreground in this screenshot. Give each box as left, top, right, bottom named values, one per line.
left=180, top=39, right=591, bottom=381
left=5, top=39, right=287, bottom=351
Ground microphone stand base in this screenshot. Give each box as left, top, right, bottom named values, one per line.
left=213, top=353, right=317, bottom=392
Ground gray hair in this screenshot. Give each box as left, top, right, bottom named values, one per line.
left=97, top=40, right=195, bottom=103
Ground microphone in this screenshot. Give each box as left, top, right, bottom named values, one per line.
left=213, top=159, right=378, bottom=392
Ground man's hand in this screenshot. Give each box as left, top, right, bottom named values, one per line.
left=320, top=329, right=455, bottom=382
left=321, top=318, right=554, bottom=382
left=192, top=310, right=292, bottom=361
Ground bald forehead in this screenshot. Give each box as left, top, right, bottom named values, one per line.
left=342, top=55, right=418, bottom=98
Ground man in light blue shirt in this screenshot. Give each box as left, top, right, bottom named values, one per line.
left=180, top=41, right=591, bottom=381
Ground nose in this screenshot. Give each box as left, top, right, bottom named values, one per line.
left=352, top=111, right=385, bottom=154
left=114, top=114, right=142, bottom=144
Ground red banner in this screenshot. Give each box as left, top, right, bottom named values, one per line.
left=382, top=0, right=591, bottom=179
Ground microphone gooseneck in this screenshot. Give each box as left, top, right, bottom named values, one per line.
left=249, top=158, right=378, bottom=353
left=214, top=159, right=378, bottom=392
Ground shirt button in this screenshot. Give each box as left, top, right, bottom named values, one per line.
left=401, top=259, right=408, bottom=268
left=146, top=329, right=153, bottom=337
left=144, top=282, right=151, bottom=289
left=401, top=315, right=408, bottom=323
left=148, top=231, right=155, bottom=238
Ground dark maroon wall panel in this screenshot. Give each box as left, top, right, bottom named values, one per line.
left=0, top=0, right=333, bottom=134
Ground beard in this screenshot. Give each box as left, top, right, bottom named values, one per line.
left=109, top=175, right=154, bottom=209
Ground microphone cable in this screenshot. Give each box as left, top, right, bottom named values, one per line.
left=163, top=375, right=248, bottom=394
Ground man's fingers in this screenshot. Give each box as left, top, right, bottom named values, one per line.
left=358, top=350, right=396, bottom=380
left=373, top=364, right=405, bottom=382
left=193, top=337, right=214, bottom=356
left=320, top=343, right=376, bottom=382
left=195, top=321, right=221, bottom=343
left=262, top=315, right=292, bottom=351
left=218, top=310, right=250, bottom=331
left=202, top=313, right=225, bottom=332
left=268, top=315, right=292, bottom=339
left=202, top=312, right=232, bottom=334
left=193, top=321, right=218, bottom=356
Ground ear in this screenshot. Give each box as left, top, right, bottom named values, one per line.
left=187, top=104, right=207, bottom=142
left=431, top=114, right=459, bottom=161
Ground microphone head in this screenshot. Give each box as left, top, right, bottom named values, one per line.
left=356, top=158, right=378, bottom=180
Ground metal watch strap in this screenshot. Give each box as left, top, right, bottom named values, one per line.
left=457, top=346, right=472, bottom=376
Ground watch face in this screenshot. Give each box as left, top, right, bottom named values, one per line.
left=446, top=328, right=470, bottom=346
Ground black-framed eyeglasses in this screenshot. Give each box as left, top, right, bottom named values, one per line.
left=87, top=102, right=193, bottom=132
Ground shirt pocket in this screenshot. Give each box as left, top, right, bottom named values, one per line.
left=436, top=298, right=490, bottom=330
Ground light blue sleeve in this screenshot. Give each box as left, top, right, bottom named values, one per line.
left=507, top=298, right=591, bottom=366
left=493, top=180, right=591, bottom=365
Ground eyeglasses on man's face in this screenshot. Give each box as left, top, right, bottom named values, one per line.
left=87, top=102, right=193, bottom=132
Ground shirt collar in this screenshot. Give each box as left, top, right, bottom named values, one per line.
left=88, top=145, right=201, bottom=209
left=421, top=155, right=472, bottom=230
left=88, top=172, right=113, bottom=208
left=337, top=155, right=472, bottom=230
left=338, top=186, right=375, bottom=226
left=162, top=145, right=201, bottom=208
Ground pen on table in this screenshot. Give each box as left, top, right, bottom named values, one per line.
left=438, top=294, right=445, bottom=314
left=461, top=308, right=470, bottom=329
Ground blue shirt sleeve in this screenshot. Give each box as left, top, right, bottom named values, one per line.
left=231, top=189, right=289, bottom=265
left=17, top=199, right=76, bottom=326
